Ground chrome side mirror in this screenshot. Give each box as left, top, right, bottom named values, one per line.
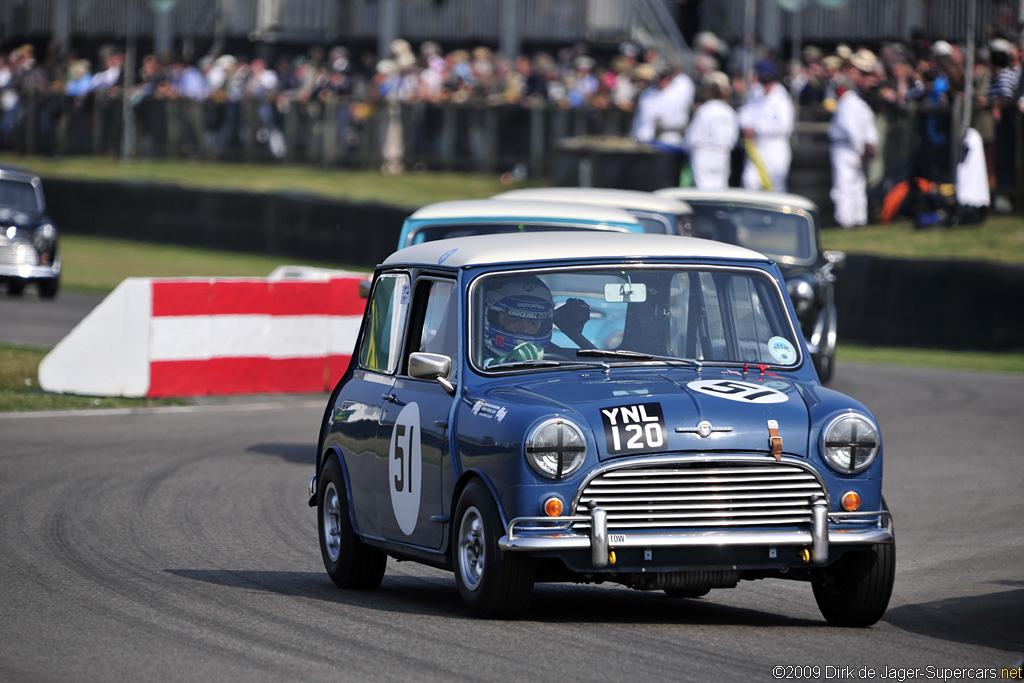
left=823, top=250, right=847, bottom=270
left=408, top=352, right=455, bottom=395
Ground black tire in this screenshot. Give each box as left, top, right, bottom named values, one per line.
left=813, top=542, right=895, bottom=626
left=38, top=276, right=59, bottom=300
left=317, top=456, right=386, bottom=589
left=453, top=479, right=535, bottom=619
left=814, top=350, right=835, bottom=384
left=6, top=279, right=26, bottom=296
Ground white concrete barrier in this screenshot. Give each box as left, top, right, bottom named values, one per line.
left=39, top=275, right=367, bottom=398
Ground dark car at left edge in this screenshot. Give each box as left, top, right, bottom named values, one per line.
left=0, top=166, right=60, bottom=298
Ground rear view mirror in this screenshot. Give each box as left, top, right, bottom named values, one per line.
left=605, top=282, right=646, bottom=303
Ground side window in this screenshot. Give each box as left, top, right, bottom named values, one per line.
left=416, top=280, right=458, bottom=359
left=358, top=273, right=411, bottom=374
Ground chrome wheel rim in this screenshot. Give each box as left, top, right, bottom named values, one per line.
left=322, top=481, right=342, bottom=562
left=457, top=505, right=485, bottom=591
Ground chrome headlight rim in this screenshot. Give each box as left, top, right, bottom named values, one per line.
left=787, top=277, right=815, bottom=316
left=524, top=417, right=587, bottom=480
left=819, top=412, right=881, bottom=474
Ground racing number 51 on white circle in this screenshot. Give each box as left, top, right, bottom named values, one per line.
left=389, top=402, right=422, bottom=536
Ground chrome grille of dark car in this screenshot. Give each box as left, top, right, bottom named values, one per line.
left=0, top=238, right=39, bottom=267
left=573, top=460, right=826, bottom=531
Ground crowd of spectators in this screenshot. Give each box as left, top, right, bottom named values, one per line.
left=1, top=23, right=1022, bottom=208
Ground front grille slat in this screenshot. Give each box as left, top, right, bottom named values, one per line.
left=574, top=459, right=826, bottom=533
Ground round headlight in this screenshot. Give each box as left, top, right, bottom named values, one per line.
left=820, top=414, right=880, bottom=473
left=787, top=277, right=815, bottom=316
left=33, top=223, right=56, bottom=252
left=525, top=418, right=587, bottom=479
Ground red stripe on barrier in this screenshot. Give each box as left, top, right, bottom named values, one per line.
left=327, top=278, right=370, bottom=316
left=149, top=357, right=337, bottom=397
left=269, top=281, right=328, bottom=316
left=151, top=281, right=212, bottom=317
left=211, top=281, right=269, bottom=315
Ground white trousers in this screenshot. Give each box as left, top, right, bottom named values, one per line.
left=830, top=146, right=867, bottom=228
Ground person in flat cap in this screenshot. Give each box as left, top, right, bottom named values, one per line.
left=683, top=71, right=739, bottom=190
left=828, top=49, right=881, bottom=227
left=737, top=59, right=794, bottom=191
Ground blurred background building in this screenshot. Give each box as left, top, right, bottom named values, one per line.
left=4, top=0, right=1022, bottom=65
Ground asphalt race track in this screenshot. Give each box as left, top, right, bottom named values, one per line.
left=1, top=295, right=1023, bottom=682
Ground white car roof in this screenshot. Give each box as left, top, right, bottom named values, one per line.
left=654, top=187, right=817, bottom=213
left=492, top=187, right=692, bottom=215
left=408, top=198, right=640, bottom=225
left=384, top=231, right=771, bottom=269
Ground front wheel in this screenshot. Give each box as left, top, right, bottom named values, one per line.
left=38, top=275, right=60, bottom=299
left=317, top=456, right=386, bottom=589
left=6, top=279, right=26, bottom=296
left=812, top=541, right=895, bottom=627
left=453, top=479, right=534, bottom=619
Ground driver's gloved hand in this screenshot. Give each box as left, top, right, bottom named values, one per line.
left=485, top=342, right=545, bottom=367
left=553, top=297, right=590, bottom=337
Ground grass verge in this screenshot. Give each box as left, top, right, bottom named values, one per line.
left=60, top=234, right=368, bottom=293
left=840, top=344, right=1024, bottom=374
left=0, top=344, right=186, bottom=411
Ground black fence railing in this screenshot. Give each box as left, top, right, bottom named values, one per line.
left=4, top=90, right=1022, bottom=213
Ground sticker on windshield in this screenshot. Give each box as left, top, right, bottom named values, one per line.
left=687, top=380, right=788, bottom=404
left=600, top=402, right=666, bottom=455
left=767, top=336, right=797, bottom=365
left=389, top=402, right=422, bottom=536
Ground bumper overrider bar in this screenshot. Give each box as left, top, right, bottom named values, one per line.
left=498, top=497, right=894, bottom=569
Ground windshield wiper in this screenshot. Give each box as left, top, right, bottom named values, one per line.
left=576, top=349, right=702, bottom=369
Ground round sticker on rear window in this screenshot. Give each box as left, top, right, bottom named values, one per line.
left=768, top=336, right=797, bottom=365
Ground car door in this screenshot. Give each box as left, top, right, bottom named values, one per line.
left=377, top=277, right=458, bottom=550
left=335, top=271, right=410, bottom=539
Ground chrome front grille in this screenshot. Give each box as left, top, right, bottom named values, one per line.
left=0, top=239, right=39, bottom=267
left=573, top=459, right=826, bottom=532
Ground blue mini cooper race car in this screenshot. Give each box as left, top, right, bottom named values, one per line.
left=311, top=232, right=894, bottom=624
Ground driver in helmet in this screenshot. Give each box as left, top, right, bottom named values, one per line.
left=482, top=276, right=592, bottom=367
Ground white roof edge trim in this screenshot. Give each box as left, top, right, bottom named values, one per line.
left=384, top=231, right=772, bottom=268
left=407, top=199, right=640, bottom=224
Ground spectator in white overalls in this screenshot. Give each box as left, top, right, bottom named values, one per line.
left=738, top=60, right=795, bottom=192
left=684, top=71, right=739, bottom=190
left=828, top=49, right=880, bottom=227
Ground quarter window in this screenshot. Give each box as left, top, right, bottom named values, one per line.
left=358, top=273, right=411, bottom=374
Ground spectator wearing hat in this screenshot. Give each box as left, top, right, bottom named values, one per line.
left=630, top=63, right=693, bottom=147
left=684, top=71, right=739, bottom=190
left=988, top=37, right=1020, bottom=210
left=737, top=59, right=794, bottom=192
left=828, top=49, right=880, bottom=227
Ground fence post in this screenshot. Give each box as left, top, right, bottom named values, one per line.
left=530, top=102, right=546, bottom=176
left=441, top=103, right=457, bottom=171
left=24, top=91, right=36, bottom=154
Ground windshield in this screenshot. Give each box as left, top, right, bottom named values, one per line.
left=408, top=222, right=627, bottom=246
left=471, top=265, right=800, bottom=372
left=688, top=204, right=815, bottom=264
left=0, top=179, right=42, bottom=213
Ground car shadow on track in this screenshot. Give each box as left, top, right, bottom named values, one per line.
left=246, top=442, right=316, bottom=465
left=884, top=582, right=1024, bottom=653
left=164, top=568, right=822, bottom=626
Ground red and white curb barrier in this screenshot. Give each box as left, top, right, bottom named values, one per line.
left=39, top=275, right=367, bottom=398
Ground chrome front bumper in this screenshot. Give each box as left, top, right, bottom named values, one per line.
left=498, top=499, right=894, bottom=569
left=0, top=263, right=61, bottom=279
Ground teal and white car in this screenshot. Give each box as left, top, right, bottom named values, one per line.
left=397, top=198, right=643, bottom=250
left=493, top=186, right=693, bottom=236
